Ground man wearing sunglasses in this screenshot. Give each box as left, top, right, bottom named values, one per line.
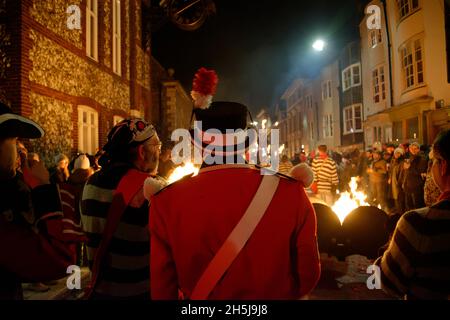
left=81, top=119, right=164, bottom=300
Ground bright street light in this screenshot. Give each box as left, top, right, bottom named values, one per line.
left=312, top=39, right=326, bottom=52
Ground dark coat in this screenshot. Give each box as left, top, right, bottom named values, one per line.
left=402, top=154, right=428, bottom=193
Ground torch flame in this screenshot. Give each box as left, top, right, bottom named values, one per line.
left=331, top=177, right=370, bottom=225
left=167, top=162, right=200, bottom=184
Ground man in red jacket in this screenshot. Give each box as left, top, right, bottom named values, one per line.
left=0, top=103, right=84, bottom=299
left=150, top=101, right=321, bottom=300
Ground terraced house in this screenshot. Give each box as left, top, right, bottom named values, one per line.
left=0, top=0, right=152, bottom=164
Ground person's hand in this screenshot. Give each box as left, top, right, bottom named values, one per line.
left=388, top=179, right=391, bottom=185
left=21, top=154, right=50, bottom=188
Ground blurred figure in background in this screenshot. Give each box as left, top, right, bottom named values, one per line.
left=368, top=151, right=387, bottom=210
left=50, top=153, right=70, bottom=184
left=278, top=154, right=293, bottom=175
left=65, top=154, right=94, bottom=267
left=338, top=153, right=355, bottom=193
left=388, top=148, right=405, bottom=215
left=423, top=149, right=441, bottom=207
left=376, top=130, right=450, bottom=299
left=291, top=152, right=301, bottom=166
left=402, top=142, right=428, bottom=211
left=312, top=145, right=339, bottom=205
left=358, top=149, right=373, bottom=196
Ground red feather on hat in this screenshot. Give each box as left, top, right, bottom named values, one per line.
left=192, top=68, right=218, bottom=96
left=191, top=68, right=218, bottom=109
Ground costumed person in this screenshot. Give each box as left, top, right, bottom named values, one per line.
left=80, top=119, right=166, bottom=300
left=64, top=154, right=95, bottom=266
left=0, top=102, right=85, bottom=300
left=311, top=145, right=339, bottom=206
left=149, top=68, right=320, bottom=300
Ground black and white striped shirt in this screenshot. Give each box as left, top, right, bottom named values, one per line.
left=80, top=163, right=150, bottom=299
left=311, top=157, right=339, bottom=192
left=376, top=200, right=450, bottom=299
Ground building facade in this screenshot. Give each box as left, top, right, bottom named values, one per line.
left=274, top=101, right=288, bottom=155
left=0, top=0, right=152, bottom=165
left=151, top=58, right=192, bottom=144
left=339, top=40, right=365, bottom=151
left=360, top=0, right=393, bottom=148
left=301, top=79, right=318, bottom=154
left=280, top=79, right=307, bottom=158
left=384, top=0, right=450, bottom=145
left=315, top=61, right=341, bottom=151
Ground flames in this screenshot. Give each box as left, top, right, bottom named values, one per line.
left=331, top=177, right=370, bottom=225
left=167, top=162, right=200, bottom=184
left=167, top=164, right=374, bottom=226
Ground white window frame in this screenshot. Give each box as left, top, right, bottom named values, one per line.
left=373, top=126, right=383, bottom=143
left=322, top=81, right=332, bottom=100
left=78, top=105, right=99, bottom=155
left=112, top=0, right=122, bottom=75
left=372, top=65, right=386, bottom=104
left=369, top=29, right=382, bottom=48
left=343, top=104, right=363, bottom=135
left=342, top=63, right=361, bottom=91
left=86, top=0, right=98, bottom=61
left=401, top=38, right=424, bottom=90
left=397, top=0, right=420, bottom=21
left=322, top=114, right=333, bottom=138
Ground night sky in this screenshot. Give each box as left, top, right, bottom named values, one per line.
left=152, top=0, right=366, bottom=114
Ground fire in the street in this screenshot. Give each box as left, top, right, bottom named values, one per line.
left=167, top=162, right=200, bottom=184
left=331, top=177, right=370, bottom=225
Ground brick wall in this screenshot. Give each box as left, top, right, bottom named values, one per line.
left=0, top=0, right=20, bottom=111
left=0, top=0, right=153, bottom=164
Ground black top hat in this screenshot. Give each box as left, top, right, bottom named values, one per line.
left=193, top=101, right=250, bottom=133
left=0, top=102, right=44, bottom=139
left=191, top=101, right=256, bottom=157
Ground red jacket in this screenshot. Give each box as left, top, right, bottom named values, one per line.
left=0, top=174, right=85, bottom=299
left=150, top=165, right=321, bottom=300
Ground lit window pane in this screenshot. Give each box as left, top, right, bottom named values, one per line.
left=83, top=126, right=89, bottom=152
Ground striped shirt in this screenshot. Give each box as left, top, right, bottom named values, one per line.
left=311, top=157, right=339, bottom=192
left=376, top=201, right=450, bottom=299
left=278, top=160, right=294, bottom=175
left=80, top=163, right=150, bottom=299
